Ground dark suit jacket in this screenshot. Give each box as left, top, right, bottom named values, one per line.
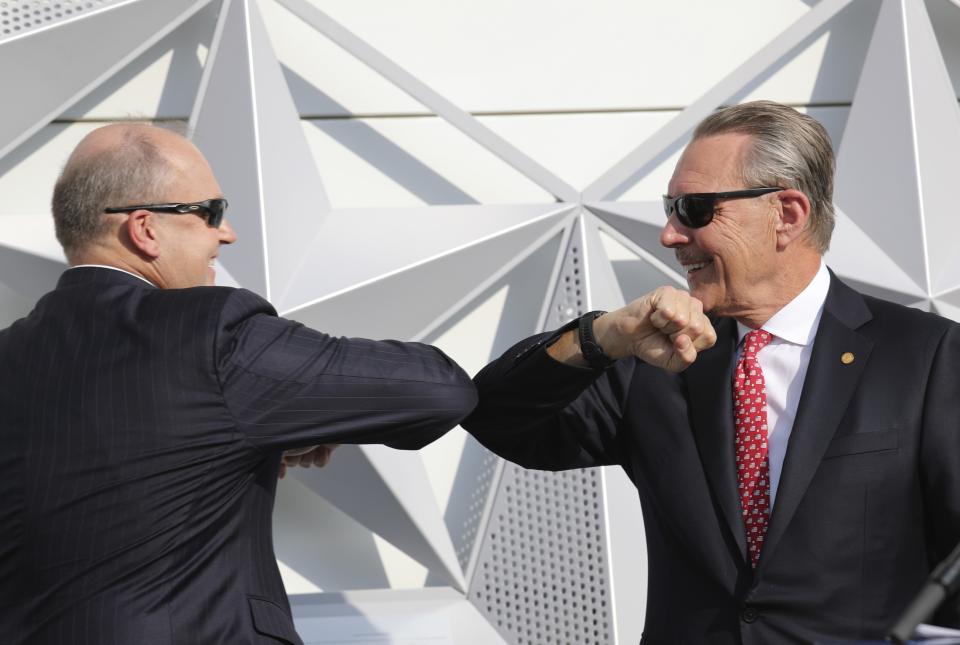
left=462, top=272, right=960, bottom=644
left=0, top=266, right=477, bottom=644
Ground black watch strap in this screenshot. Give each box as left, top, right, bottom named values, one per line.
left=578, top=310, right=615, bottom=369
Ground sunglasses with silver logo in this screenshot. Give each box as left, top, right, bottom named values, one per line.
left=104, top=198, right=229, bottom=228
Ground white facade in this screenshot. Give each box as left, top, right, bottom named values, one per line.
left=2, top=1, right=959, bottom=642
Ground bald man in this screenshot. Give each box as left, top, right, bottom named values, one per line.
left=0, top=124, right=477, bottom=644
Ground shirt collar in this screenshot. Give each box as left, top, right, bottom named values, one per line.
left=736, top=260, right=830, bottom=346
left=69, top=264, right=157, bottom=288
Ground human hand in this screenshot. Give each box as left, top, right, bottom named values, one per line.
left=278, top=444, right=339, bottom=479
left=593, top=286, right=716, bottom=372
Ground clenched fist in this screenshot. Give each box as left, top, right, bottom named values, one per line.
left=549, top=286, right=716, bottom=373
left=278, top=444, right=339, bottom=479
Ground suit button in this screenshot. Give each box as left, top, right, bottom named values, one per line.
left=741, top=606, right=759, bottom=623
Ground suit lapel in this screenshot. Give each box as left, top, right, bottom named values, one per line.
left=757, top=275, right=873, bottom=571
left=686, top=317, right=747, bottom=561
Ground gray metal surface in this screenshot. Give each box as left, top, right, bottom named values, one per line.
left=294, top=444, right=466, bottom=592
left=468, top=465, right=615, bottom=645
left=190, top=0, right=329, bottom=302
left=0, top=0, right=212, bottom=160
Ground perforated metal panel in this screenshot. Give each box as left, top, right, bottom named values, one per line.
left=0, top=0, right=121, bottom=39
left=468, top=465, right=614, bottom=645
left=544, top=215, right=586, bottom=329
left=453, top=447, right=500, bottom=572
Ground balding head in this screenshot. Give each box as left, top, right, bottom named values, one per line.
left=51, top=123, right=193, bottom=259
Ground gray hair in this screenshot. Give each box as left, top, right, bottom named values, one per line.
left=51, top=126, right=173, bottom=256
left=692, top=100, right=835, bottom=253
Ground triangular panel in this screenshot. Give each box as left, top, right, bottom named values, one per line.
left=582, top=211, right=627, bottom=312
left=932, top=299, right=960, bottom=324
left=902, top=0, right=960, bottom=294
left=278, top=203, right=573, bottom=314
left=602, top=466, right=647, bottom=644
left=283, top=212, right=568, bottom=339
left=0, top=283, right=38, bottom=328
left=535, top=210, right=625, bottom=327
left=586, top=201, right=679, bottom=273
left=0, top=0, right=213, bottom=161
left=834, top=0, right=935, bottom=292
left=274, top=476, right=391, bottom=592
left=190, top=0, right=329, bottom=301
left=825, top=208, right=925, bottom=300
left=544, top=215, right=588, bottom=330
left=274, top=0, right=577, bottom=202
left=421, top=236, right=564, bottom=575
left=293, top=445, right=466, bottom=591
left=597, top=229, right=684, bottom=304
left=0, top=243, right=66, bottom=301
left=581, top=0, right=859, bottom=201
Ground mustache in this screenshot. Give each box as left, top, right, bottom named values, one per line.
left=675, top=251, right=711, bottom=265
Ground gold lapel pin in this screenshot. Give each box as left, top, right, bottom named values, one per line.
left=841, top=352, right=855, bottom=365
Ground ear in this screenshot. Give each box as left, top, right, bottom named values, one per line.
left=124, top=210, right=162, bottom=259
left=774, top=189, right=811, bottom=251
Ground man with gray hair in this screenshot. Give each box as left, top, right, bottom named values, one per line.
left=463, top=100, right=960, bottom=643
left=0, top=123, right=477, bottom=643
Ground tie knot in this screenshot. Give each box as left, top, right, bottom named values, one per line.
left=743, top=329, right=772, bottom=356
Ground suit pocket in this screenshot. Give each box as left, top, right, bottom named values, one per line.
left=823, top=429, right=898, bottom=459
left=249, top=596, right=303, bottom=644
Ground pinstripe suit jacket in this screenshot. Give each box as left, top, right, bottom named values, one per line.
left=0, top=266, right=477, bottom=644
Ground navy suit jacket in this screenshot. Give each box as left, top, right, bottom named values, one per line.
left=0, top=266, right=477, bottom=644
left=462, top=273, right=960, bottom=644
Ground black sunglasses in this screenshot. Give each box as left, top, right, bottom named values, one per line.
left=662, top=187, right=784, bottom=229
left=104, top=198, right=229, bottom=228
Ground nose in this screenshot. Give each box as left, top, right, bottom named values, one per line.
left=660, top=215, right=691, bottom=249
left=218, top=218, right=238, bottom=245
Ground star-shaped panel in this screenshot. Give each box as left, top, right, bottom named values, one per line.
left=2, top=1, right=960, bottom=644
left=190, top=0, right=330, bottom=301
left=834, top=0, right=960, bottom=299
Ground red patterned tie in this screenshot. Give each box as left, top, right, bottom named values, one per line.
left=734, top=329, right=773, bottom=568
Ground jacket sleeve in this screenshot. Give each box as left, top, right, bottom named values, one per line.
left=460, top=325, right=634, bottom=471
left=214, top=289, right=477, bottom=451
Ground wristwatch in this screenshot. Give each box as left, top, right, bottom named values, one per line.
left=578, top=310, right=615, bottom=369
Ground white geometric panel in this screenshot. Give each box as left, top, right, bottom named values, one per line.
left=908, top=0, right=960, bottom=294
left=468, top=465, right=616, bottom=645
left=0, top=242, right=66, bottom=301
left=4, top=1, right=960, bottom=643
left=597, top=228, right=685, bottom=305
left=292, top=445, right=466, bottom=592
left=281, top=213, right=565, bottom=340
left=580, top=210, right=627, bottom=312
left=602, top=466, right=647, bottom=645
left=825, top=207, right=926, bottom=301
left=0, top=0, right=213, bottom=160
left=586, top=200, right=681, bottom=276
left=581, top=0, right=859, bottom=201
left=834, top=0, right=960, bottom=296
left=274, top=476, right=392, bottom=593
left=933, top=289, right=960, bottom=321
left=421, top=234, right=566, bottom=576
left=274, top=0, right=579, bottom=203
left=277, top=203, right=573, bottom=314
left=190, top=0, right=329, bottom=301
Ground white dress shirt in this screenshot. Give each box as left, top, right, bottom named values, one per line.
left=735, top=261, right=830, bottom=507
